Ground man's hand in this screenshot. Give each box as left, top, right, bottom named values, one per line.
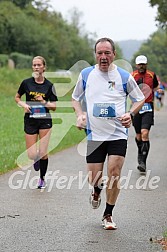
left=157, top=88, right=164, bottom=95
left=119, top=113, right=132, bottom=128
left=76, top=114, right=87, bottom=130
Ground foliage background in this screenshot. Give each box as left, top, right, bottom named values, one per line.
left=0, top=0, right=123, bottom=69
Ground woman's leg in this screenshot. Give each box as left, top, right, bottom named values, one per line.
left=25, top=133, right=38, bottom=160
left=38, top=128, right=52, bottom=180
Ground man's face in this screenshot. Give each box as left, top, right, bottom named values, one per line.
left=95, top=41, right=116, bottom=72
left=136, top=63, right=147, bottom=73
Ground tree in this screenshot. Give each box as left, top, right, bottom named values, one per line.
left=0, top=0, right=32, bottom=8
left=0, top=0, right=50, bottom=9
left=0, top=1, right=123, bottom=70
left=149, top=0, right=167, bottom=30
left=32, top=0, right=51, bottom=11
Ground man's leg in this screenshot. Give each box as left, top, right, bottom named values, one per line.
left=86, top=141, right=106, bottom=209
left=135, top=136, right=142, bottom=165
left=102, top=155, right=125, bottom=230
left=137, top=112, right=153, bottom=172
left=87, top=163, right=103, bottom=209
left=138, top=128, right=150, bottom=172
left=105, top=155, right=124, bottom=214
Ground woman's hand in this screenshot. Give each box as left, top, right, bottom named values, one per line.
left=23, top=103, right=31, bottom=113
left=34, top=94, right=45, bottom=103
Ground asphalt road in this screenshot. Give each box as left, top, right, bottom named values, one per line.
left=0, top=95, right=167, bottom=252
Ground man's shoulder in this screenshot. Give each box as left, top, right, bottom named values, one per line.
left=81, top=65, right=95, bottom=74
left=146, top=70, right=155, bottom=78
left=81, top=65, right=95, bottom=80
left=116, top=66, right=130, bottom=75
left=131, top=70, right=138, bottom=77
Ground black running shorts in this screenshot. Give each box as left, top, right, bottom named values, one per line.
left=24, top=116, right=52, bottom=134
left=86, top=139, right=127, bottom=163
left=132, top=111, right=154, bottom=134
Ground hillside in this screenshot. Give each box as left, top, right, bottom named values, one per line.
left=117, top=39, right=145, bottom=61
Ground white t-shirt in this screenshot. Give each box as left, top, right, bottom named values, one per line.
left=72, top=64, right=144, bottom=141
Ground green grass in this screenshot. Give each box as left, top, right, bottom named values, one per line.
left=0, top=68, right=85, bottom=174
left=163, top=230, right=167, bottom=238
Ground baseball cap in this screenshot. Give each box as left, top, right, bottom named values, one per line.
left=135, top=55, right=147, bottom=64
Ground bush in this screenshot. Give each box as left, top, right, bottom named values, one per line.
left=0, top=54, right=9, bottom=67
left=10, top=52, right=33, bottom=69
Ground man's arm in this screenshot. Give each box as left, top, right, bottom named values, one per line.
left=72, top=98, right=87, bottom=130
left=128, top=98, right=145, bottom=117
left=153, top=74, right=160, bottom=91
left=72, top=99, right=83, bottom=117
left=120, top=98, right=145, bottom=128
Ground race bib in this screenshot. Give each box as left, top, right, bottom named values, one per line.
left=30, top=105, right=46, bottom=118
left=139, top=103, right=152, bottom=114
left=93, top=103, right=116, bottom=118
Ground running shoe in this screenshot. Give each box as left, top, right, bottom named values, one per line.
left=137, top=161, right=146, bottom=173
left=37, top=179, right=47, bottom=189
left=102, top=214, right=117, bottom=230
left=33, top=159, right=40, bottom=171
left=89, top=190, right=101, bottom=209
